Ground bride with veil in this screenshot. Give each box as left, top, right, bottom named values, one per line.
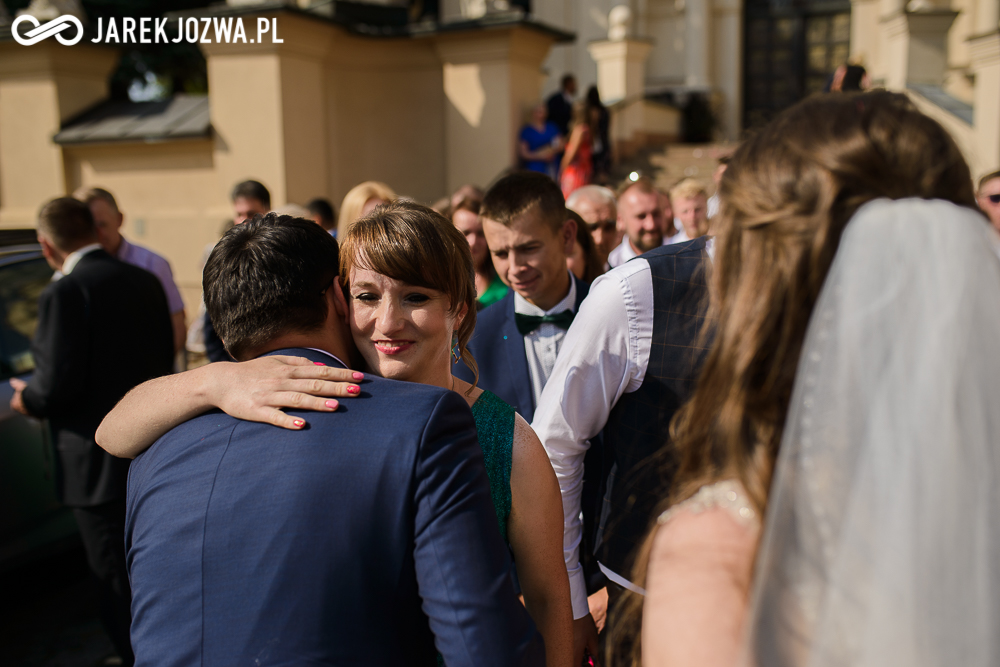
left=611, top=90, right=1000, bottom=667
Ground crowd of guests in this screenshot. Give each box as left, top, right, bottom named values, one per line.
left=9, top=88, right=1000, bottom=667
left=520, top=74, right=611, bottom=199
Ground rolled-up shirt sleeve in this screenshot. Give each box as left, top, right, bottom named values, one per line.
left=531, top=258, right=653, bottom=618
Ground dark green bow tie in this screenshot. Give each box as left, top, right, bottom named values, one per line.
left=515, top=309, right=576, bottom=336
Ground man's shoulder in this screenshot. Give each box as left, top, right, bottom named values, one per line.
left=474, top=290, right=513, bottom=329
left=642, top=236, right=709, bottom=261
left=123, top=240, right=172, bottom=271
left=74, top=250, right=160, bottom=285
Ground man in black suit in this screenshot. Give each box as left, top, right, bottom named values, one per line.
left=9, top=197, right=174, bottom=666
left=546, top=73, right=577, bottom=137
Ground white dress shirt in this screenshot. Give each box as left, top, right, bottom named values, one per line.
left=531, top=239, right=714, bottom=618
left=514, top=275, right=577, bottom=408
left=60, top=243, right=103, bottom=275
left=607, top=236, right=676, bottom=268
left=666, top=226, right=691, bottom=245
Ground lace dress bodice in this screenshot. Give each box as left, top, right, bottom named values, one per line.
left=657, top=479, right=760, bottom=530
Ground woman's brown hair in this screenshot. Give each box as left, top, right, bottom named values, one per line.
left=608, top=90, right=978, bottom=666
left=566, top=209, right=604, bottom=283
left=339, top=199, right=479, bottom=384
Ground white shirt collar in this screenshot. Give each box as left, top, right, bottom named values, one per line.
left=61, top=243, right=102, bottom=275
left=513, top=272, right=577, bottom=317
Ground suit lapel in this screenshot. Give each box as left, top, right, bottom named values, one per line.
left=501, top=293, right=535, bottom=420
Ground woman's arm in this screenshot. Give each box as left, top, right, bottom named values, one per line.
left=561, top=125, right=584, bottom=170
left=508, top=414, right=574, bottom=667
left=96, top=356, right=362, bottom=459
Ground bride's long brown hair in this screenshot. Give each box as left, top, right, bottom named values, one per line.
left=608, top=90, right=978, bottom=666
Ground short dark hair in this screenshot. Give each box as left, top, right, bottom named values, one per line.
left=481, top=171, right=566, bottom=232
left=204, top=213, right=339, bottom=361
left=230, top=180, right=271, bottom=208
left=74, top=186, right=120, bottom=213
left=307, top=198, right=336, bottom=225
left=37, top=197, right=98, bottom=251
left=561, top=73, right=575, bottom=89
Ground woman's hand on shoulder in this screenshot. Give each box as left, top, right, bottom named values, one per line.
left=205, top=355, right=364, bottom=430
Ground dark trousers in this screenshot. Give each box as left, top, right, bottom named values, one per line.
left=73, top=500, right=134, bottom=666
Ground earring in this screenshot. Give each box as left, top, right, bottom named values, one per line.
left=451, top=332, right=460, bottom=363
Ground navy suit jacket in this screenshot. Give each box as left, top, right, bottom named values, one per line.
left=455, top=274, right=590, bottom=423
left=125, top=348, right=543, bottom=667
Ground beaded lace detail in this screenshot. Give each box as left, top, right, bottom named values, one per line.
left=657, top=480, right=759, bottom=528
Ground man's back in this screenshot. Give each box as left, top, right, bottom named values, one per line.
left=126, top=348, right=543, bottom=667
left=23, top=249, right=173, bottom=505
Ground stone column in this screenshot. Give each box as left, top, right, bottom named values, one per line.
left=969, top=30, right=1000, bottom=173
left=433, top=25, right=560, bottom=193
left=587, top=38, right=653, bottom=103
left=685, top=0, right=712, bottom=87
left=974, top=0, right=999, bottom=34
left=712, top=0, right=742, bottom=139
left=881, top=9, right=958, bottom=88
left=0, top=41, right=118, bottom=227
left=200, top=10, right=331, bottom=212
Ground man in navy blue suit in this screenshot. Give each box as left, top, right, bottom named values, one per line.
left=125, top=214, right=543, bottom=667
left=454, top=172, right=588, bottom=424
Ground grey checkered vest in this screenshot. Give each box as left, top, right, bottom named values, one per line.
left=596, top=237, right=712, bottom=579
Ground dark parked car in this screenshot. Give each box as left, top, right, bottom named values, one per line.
left=0, top=229, right=78, bottom=571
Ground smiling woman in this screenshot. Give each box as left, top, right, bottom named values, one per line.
left=339, top=200, right=478, bottom=388
left=340, top=201, right=574, bottom=667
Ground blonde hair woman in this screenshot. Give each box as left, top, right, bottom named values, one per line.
left=336, top=181, right=395, bottom=239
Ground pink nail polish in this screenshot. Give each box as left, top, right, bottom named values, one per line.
left=352, top=372, right=364, bottom=380
left=313, top=362, right=326, bottom=366
left=347, top=385, right=360, bottom=395
left=293, top=419, right=305, bottom=427
left=325, top=400, right=338, bottom=409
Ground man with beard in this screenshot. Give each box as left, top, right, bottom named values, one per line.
left=607, top=177, right=666, bottom=268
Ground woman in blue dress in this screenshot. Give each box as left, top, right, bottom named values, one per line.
left=97, top=202, right=573, bottom=667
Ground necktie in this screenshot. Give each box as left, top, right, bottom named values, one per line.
left=514, top=309, right=575, bottom=336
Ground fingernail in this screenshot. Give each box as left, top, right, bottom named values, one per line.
left=352, top=372, right=364, bottom=380
left=313, top=362, right=326, bottom=366
left=347, top=385, right=360, bottom=394
left=293, top=419, right=305, bottom=427
left=325, top=400, right=338, bottom=409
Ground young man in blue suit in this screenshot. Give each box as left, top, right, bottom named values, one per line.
left=454, top=172, right=589, bottom=423
left=123, top=215, right=544, bottom=667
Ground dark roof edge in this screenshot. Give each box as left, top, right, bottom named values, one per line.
left=54, top=129, right=212, bottom=146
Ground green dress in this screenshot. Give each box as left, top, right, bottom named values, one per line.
left=469, top=389, right=515, bottom=543
left=476, top=274, right=509, bottom=310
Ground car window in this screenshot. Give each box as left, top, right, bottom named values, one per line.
left=0, top=257, right=53, bottom=379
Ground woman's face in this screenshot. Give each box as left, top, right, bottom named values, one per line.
left=348, top=266, right=465, bottom=386
left=453, top=209, right=489, bottom=270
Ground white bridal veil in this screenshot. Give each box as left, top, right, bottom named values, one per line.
left=747, top=198, right=1000, bottom=666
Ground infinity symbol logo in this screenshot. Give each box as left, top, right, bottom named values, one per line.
left=11, top=14, right=85, bottom=46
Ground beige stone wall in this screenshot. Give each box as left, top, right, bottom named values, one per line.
left=0, top=11, right=561, bottom=324
left=61, top=139, right=223, bottom=313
